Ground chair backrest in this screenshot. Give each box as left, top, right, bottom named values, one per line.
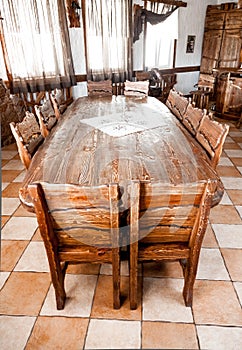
left=29, top=182, right=120, bottom=249
left=87, top=80, right=113, bottom=97
left=129, top=180, right=216, bottom=247
left=166, top=89, right=189, bottom=120
left=196, top=115, right=229, bottom=168
left=50, top=88, right=73, bottom=117
left=35, top=99, right=57, bottom=137
left=182, top=102, right=204, bottom=136
left=9, top=111, right=43, bottom=169
left=124, top=80, right=149, bottom=97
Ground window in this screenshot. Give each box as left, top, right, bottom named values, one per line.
left=0, top=0, right=75, bottom=92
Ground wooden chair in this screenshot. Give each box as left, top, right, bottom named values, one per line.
left=124, top=80, right=149, bottom=97
left=35, top=99, right=57, bottom=138
left=50, top=88, right=73, bottom=117
left=129, top=179, right=216, bottom=310
left=182, top=102, right=204, bottom=136
left=9, top=111, right=43, bottom=169
left=196, top=115, right=230, bottom=168
left=28, top=182, right=121, bottom=310
left=166, top=89, right=189, bottom=121
left=87, top=80, right=113, bottom=97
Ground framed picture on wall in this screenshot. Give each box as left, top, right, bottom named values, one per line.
left=186, top=35, right=196, bottom=53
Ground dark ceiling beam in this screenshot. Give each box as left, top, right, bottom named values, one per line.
left=143, top=0, right=187, bottom=7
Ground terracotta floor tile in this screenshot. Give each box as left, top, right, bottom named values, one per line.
left=1, top=149, right=18, bottom=159
left=238, top=166, right=242, bottom=175
left=230, top=157, right=242, bottom=166
left=221, top=249, right=242, bottom=281
left=40, top=274, right=97, bottom=317
left=2, top=182, right=22, bottom=198
left=1, top=182, right=9, bottom=191
left=209, top=205, right=241, bottom=224
left=217, top=165, right=241, bottom=177
left=25, top=316, right=89, bottom=350
left=13, top=205, right=36, bottom=217
left=14, top=241, right=49, bottom=272
left=212, top=224, right=242, bottom=248
left=227, top=189, right=242, bottom=204
left=2, top=143, right=17, bottom=151
left=91, top=275, right=142, bottom=320
left=197, top=325, right=242, bottom=350
left=0, top=316, right=36, bottom=350
left=202, top=224, right=218, bottom=248
left=197, top=248, right=230, bottom=280
left=223, top=142, right=241, bottom=150
left=12, top=170, right=27, bottom=182
left=142, top=322, right=198, bottom=349
left=100, top=260, right=129, bottom=276
left=31, top=228, right=42, bottom=241
left=142, top=278, right=193, bottom=322
left=1, top=240, right=29, bottom=271
left=236, top=205, right=242, bottom=218
left=0, top=272, right=51, bottom=316
left=2, top=216, right=38, bottom=240
left=219, top=190, right=233, bottom=205
left=2, top=170, right=22, bottom=182
left=193, top=280, right=242, bottom=326
left=1, top=216, right=10, bottom=228
left=85, top=319, right=141, bottom=349
left=1, top=159, right=9, bottom=167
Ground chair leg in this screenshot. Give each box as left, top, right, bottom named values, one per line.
left=182, top=258, right=198, bottom=307
left=112, top=248, right=120, bottom=309
left=50, top=266, right=66, bottom=310
left=129, top=242, right=138, bottom=310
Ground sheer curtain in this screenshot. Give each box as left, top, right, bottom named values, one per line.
left=85, top=0, right=132, bottom=82
left=0, top=0, right=76, bottom=93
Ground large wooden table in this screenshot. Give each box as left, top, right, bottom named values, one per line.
left=19, top=95, right=223, bottom=212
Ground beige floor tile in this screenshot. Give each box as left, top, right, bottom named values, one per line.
left=197, top=248, right=230, bottom=280
left=202, top=224, right=218, bottom=248
left=197, top=325, right=242, bottom=350
left=142, top=278, right=193, bottom=322
left=234, top=282, right=242, bottom=306
left=2, top=182, right=22, bottom=197
left=12, top=170, right=27, bottom=182
left=1, top=240, right=29, bottom=271
left=0, top=271, right=10, bottom=289
left=217, top=166, right=241, bottom=177
left=223, top=142, right=241, bottom=150
left=221, top=249, right=242, bottom=281
left=25, top=316, right=88, bottom=350
left=1, top=217, right=38, bottom=240
left=219, top=191, right=233, bottom=205
left=100, top=260, right=129, bottom=276
left=2, top=159, right=25, bottom=171
left=227, top=189, right=242, bottom=204
left=1, top=150, right=18, bottom=159
left=209, top=205, right=241, bottom=224
left=40, top=274, right=97, bottom=317
left=142, top=322, right=198, bottom=349
left=1, top=198, right=20, bottom=215
left=0, top=316, right=36, bottom=350
left=2, top=170, right=22, bottom=182
left=193, top=280, right=242, bottom=326
left=143, top=261, right=183, bottom=278
left=212, top=224, right=242, bottom=248
left=218, top=157, right=234, bottom=166
left=67, top=263, right=100, bottom=274
left=236, top=205, right=242, bottom=218
left=85, top=319, right=141, bottom=349
left=0, top=272, right=51, bottom=316
left=229, top=131, right=242, bottom=138
left=14, top=241, right=49, bottom=272
left=221, top=177, right=242, bottom=190
left=91, top=275, right=141, bottom=320
left=13, top=205, right=36, bottom=217
left=2, top=182, right=9, bottom=191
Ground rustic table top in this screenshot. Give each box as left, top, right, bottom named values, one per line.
left=19, top=95, right=223, bottom=211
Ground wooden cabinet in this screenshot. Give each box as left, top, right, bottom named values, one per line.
left=200, top=6, right=242, bottom=74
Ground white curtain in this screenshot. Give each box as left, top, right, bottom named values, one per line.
left=0, top=0, right=76, bottom=93
left=145, top=10, right=178, bottom=69
left=85, top=0, right=132, bottom=82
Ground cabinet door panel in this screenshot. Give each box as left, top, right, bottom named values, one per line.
left=204, top=11, right=225, bottom=30
left=219, top=29, right=242, bottom=68
left=200, top=30, right=223, bottom=74
left=225, top=10, right=242, bottom=29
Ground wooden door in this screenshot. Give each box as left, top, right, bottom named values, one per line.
left=200, top=30, right=223, bottom=74
left=219, top=29, right=242, bottom=69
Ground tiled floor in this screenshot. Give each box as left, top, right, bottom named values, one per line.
left=1, top=124, right=242, bottom=350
